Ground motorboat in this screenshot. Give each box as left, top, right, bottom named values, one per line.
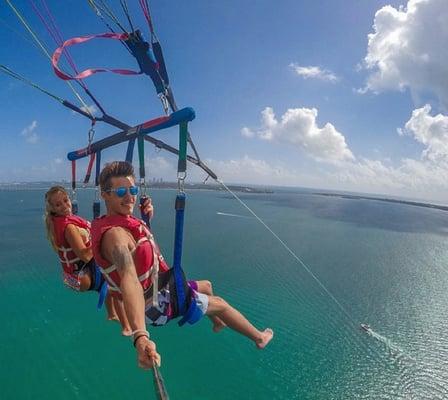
left=360, top=323, right=370, bottom=332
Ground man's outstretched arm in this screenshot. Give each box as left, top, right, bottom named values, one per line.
left=102, top=227, right=160, bottom=368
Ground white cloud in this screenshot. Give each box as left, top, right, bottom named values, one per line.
left=241, top=127, right=255, bottom=138
left=2, top=159, right=70, bottom=182
left=145, top=155, right=176, bottom=178
left=325, top=105, right=448, bottom=201
left=103, top=153, right=313, bottom=187
left=200, top=155, right=316, bottom=186
left=87, top=104, right=448, bottom=202
left=361, top=0, right=448, bottom=107
left=290, top=63, right=339, bottom=82
left=242, top=107, right=355, bottom=162
left=210, top=156, right=287, bottom=180
left=235, top=104, right=448, bottom=201
left=54, top=158, right=63, bottom=164
left=401, top=104, right=448, bottom=161
left=327, top=156, right=448, bottom=200
left=189, top=152, right=448, bottom=202
left=21, top=120, right=39, bottom=144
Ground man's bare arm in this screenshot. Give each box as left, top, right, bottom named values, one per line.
left=101, top=227, right=160, bottom=368
left=102, top=227, right=146, bottom=333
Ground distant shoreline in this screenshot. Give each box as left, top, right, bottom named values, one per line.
left=0, top=181, right=274, bottom=194
left=1, top=182, right=446, bottom=211
left=313, top=192, right=448, bottom=212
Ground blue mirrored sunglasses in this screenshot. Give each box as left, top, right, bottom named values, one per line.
left=106, top=186, right=139, bottom=197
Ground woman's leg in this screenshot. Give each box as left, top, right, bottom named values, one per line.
left=206, top=295, right=273, bottom=349
left=105, top=292, right=120, bottom=321
left=195, top=280, right=226, bottom=332
left=112, top=296, right=132, bottom=336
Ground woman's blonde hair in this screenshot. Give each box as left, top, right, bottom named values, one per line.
left=44, top=185, right=68, bottom=251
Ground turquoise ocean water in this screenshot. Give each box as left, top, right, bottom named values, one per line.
left=1, top=187, right=448, bottom=399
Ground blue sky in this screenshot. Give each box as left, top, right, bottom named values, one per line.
left=1, top=0, right=448, bottom=202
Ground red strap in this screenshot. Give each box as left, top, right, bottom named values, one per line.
left=71, top=160, right=76, bottom=190
left=141, top=116, right=170, bottom=129
left=84, top=153, right=96, bottom=184
left=52, top=32, right=142, bottom=81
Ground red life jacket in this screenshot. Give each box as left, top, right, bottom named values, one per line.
left=91, top=214, right=169, bottom=299
left=52, top=214, right=91, bottom=290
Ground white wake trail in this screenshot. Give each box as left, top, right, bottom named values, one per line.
left=216, top=211, right=252, bottom=219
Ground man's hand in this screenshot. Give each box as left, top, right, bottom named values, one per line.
left=140, top=197, right=154, bottom=220
left=136, top=336, right=161, bottom=369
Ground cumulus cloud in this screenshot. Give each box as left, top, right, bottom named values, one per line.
left=400, top=104, right=448, bottom=161
left=194, top=152, right=448, bottom=202
left=209, top=155, right=287, bottom=180
left=290, top=63, right=339, bottom=82
left=241, top=107, right=355, bottom=162
left=328, top=156, right=448, bottom=200
left=1, top=158, right=70, bottom=182
left=200, top=155, right=317, bottom=186
left=235, top=104, right=448, bottom=201
left=21, top=120, right=39, bottom=144
left=241, top=127, right=255, bottom=138
left=326, top=105, right=448, bottom=201
left=145, top=155, right=176, bottom=178
left=361, top=0, right=448, bottom=107
left=114, top=153, right=311, bottom=187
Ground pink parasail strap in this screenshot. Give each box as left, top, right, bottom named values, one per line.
left=52, top=32, right=141, bottom=81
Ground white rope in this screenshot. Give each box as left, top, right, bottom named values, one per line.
left=216, top=179, right=360, bottom=328
left=215, top=178, right=427, bottom=386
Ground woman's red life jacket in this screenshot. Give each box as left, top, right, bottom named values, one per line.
left=52, top=214, right=91, bottom=290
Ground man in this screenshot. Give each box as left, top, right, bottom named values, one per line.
left=92, top=161, right=273, bottom=369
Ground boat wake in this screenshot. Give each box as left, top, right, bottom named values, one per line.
left=362, top=325, right=415, bottom=362
left=216, top=211, right=252, bottom=219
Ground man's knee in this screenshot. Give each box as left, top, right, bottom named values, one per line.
left=197, top=280, right=213, bottom=295
left=203, top=280, right=212, bottom=294
left=208, top=295, right=228, bottom=313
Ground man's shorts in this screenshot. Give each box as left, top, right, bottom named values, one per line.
left=144, top=278, right=208, bottom=326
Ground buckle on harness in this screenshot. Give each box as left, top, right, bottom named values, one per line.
left=178, top=297, right=202, bottom=327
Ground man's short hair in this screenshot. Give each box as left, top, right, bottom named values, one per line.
left=99, top=161, right=135, bottom=192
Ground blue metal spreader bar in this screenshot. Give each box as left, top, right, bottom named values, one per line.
left=67, top=107, right=195, bottom=161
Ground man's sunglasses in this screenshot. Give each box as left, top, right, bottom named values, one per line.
left=105, top=186, right=139, bottom=197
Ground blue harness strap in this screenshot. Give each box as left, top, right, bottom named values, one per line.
left=93, top=150, right=101, bottom=219
left=173, top=193, right=187, bottom=316
left=97, top=280, right=108, bottom=309
left=125, top=139, right=135, bottom=163
left=172, top=192, right=202, bottom=326
left=178, top=297, right=202, bottom=326
left=93, top=265, right=108, bottom=309
left=95, top=150, right=101, bottom=188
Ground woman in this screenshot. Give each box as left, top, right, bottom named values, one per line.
left=44, top=185, right=132, bottom=335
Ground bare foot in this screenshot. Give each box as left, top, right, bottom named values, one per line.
left=122, top=328, right=133, bottom=337
left=107, top=315, right=120, bottom=323
left=212, top=319, right=227, bottom=333
left=256, top=328, right=274, bottom=349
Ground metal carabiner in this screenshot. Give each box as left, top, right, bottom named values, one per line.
left=177, top=172, right=186, bottom=193
left=87, top=119, right=96, bottom=152
left=158, top=92, right=170, bottom=115
left=140, top=178, right=147, bottom=196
